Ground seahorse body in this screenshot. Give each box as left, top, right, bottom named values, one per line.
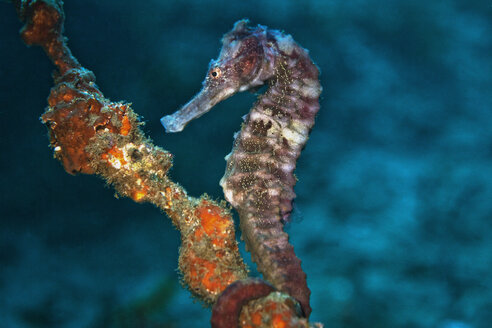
left=161, top=20, right=321, bottom=317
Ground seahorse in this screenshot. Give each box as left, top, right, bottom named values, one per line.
left=161, top=20, right=321, bottom=317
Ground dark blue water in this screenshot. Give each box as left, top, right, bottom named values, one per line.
left=1, top=1, right=491, bottom=327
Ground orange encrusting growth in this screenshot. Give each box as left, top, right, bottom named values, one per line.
left=179, top=200, right=248, bottom=303
left=101, top=146, right=127, bottom=167
left=120, top=115, right=131, bottom=136
left=195, top=201, right=233, bottom=248
left=239, top=292, right=318, bottom=328
left=131, top=185, right=149, bottom=202
left=186, top=253, right=236, bottom=295
left=272, top=313, right=289, bottom=328
left=99, top=146, right=149, bottom=202
left=251, top=312, right=263, bottom=326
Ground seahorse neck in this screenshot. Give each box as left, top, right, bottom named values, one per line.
left=257, top=38, right=321, bottom=129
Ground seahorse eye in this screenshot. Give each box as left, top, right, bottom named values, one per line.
left=209, top=67, right=222, bottom=79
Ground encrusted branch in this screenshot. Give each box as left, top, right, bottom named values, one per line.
left=12, top=0, right=247, bottom=306
left=11, top=1, right=322, bottom=327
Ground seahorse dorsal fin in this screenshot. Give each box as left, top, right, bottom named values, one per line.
left=222, top=19, right=251, bottom=45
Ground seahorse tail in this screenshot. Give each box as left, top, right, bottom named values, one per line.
left=239, top=210, right=312, bottom=317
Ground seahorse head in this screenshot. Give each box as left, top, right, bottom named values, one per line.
left=161, top=20, right=274, bottom=133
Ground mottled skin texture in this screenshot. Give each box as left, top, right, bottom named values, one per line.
left=162, top=20, right=321, bottom=317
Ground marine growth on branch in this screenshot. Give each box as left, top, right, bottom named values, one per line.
left=11, top=1, right=322, bottom=327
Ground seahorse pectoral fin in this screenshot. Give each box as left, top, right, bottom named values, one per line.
left=161, top=86, right=236, bottom=133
